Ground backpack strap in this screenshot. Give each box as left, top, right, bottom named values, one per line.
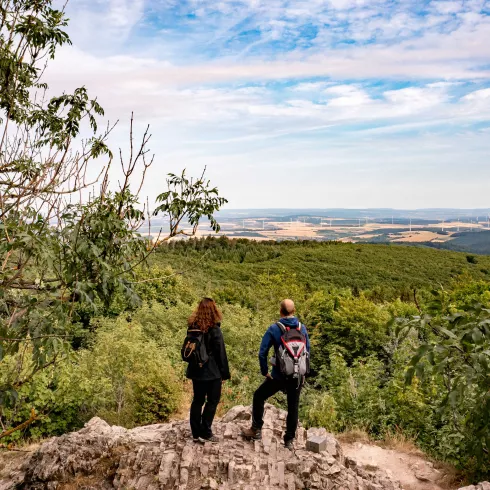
left=276, top=321, right=287, bottom=333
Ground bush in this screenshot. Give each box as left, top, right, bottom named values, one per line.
left=312, top=295, right=391, bottom=366
left=78, top=317, right=182, bottom=427
left=0, top=353, right=93, bottom=441
left=301, top=390, right=337, bottom=430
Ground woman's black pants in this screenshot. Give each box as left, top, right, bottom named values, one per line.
left=190, top=378, right=222, bottom=439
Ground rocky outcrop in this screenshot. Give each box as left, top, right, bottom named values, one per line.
left=0, top=405, right=486, bottom=490
left=0, top=405, right=398, bottom=489
left=459, top=484, right=490, bottom=490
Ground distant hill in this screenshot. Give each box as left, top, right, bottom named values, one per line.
left=154, top=238, right=490, bottom=296
left=216, top=208, right=490, bottom=220
left=420, top=231, right=490, bottom=255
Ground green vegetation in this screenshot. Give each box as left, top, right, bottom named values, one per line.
left=1, top=233, right=488, bottom=481
left=421, top=231, right=490, bottom=255
left=0, top=0, right=225, bottom=437
left=152, top=237, right=490, bottom=299
left=1, top=1, right=488, bottom=484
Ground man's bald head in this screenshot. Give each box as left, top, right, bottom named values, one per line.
left=280, top=299, right=296, bottom=317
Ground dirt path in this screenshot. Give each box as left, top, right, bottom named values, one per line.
left=342, top=441, right=453, bottom=490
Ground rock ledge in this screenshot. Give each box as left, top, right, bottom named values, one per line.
left=0, top=405, right=473, bottom=490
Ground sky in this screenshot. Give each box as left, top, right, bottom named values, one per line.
left=47, top=0, right=490, bottom=209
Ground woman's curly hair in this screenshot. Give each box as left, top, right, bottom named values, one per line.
left=188, top=297, right=223, bottom=332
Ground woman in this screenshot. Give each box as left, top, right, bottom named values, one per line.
left=187, top=297, right=230, bottom=443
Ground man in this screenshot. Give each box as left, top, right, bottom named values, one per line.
left=242, top=299, right=310, bottom=449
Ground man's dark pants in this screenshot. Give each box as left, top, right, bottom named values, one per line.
left=190, top=379, right=221, bottom=439
left=252, top=377, right=302, bottom=443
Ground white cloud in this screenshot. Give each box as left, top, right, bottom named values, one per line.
left=43, top=0, right=490, bottom=208
left=463, top=88, right=490, bottom=101
left=63, top=0, right=145, bottom=51
left=292, top=82, right=332, bottom=92
left=431, top=1, right=463, bottom=14
left=324, top=85, right=373, bottom=107
left=383, top=86, right=449, bottom=114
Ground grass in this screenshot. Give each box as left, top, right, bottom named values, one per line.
left=380, top=429, right=423, bottom=456
left=336, top=429, right=371, bottom=445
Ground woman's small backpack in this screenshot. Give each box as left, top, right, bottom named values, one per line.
left=181, top=328, right=209, bottom=367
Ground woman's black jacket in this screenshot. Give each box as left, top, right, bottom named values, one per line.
left=186, top=323, right=230, bottom=381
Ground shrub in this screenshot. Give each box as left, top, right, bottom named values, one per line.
left=301, top=390, right=337, bottom=430
left=313, top=295, right=391, bottom=366
left=78, top=318, right=182, bottom=427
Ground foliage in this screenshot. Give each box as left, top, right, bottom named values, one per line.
left=0, top=0, right=226, bottom=425
left=77, top=318, right=182, bottom=427
left=0, top=316, right=183, bottom=438
left=399, top=296, right=490, bottom=474
left=154, top=170, right=228, bottom=239
left=302, top=389, right=337, bottom=430
left=303, top=352, right=389, bottom=433
left=154, top=237, right=490, bottom=300
left=312, top=295, right=391, bottom=366
left=421, top=231, right=490, bottom=256
left=0, top=353, right=90, bottom=441
left=1, top=196, right=490, bottom=484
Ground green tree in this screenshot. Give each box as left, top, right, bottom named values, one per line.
left=400, top=295, right=490, bottom=473
left=313, top=295, right=391, bottom=366
left=0, top=0, right=226, bottom=434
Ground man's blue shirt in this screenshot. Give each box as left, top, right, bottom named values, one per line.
left=258, top=316, right=310, bottom=380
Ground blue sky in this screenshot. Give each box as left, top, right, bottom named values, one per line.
left=48, top=0, right=490, bottom=208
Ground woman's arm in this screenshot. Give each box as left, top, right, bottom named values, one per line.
left=211, top=326, right=231, bottom=380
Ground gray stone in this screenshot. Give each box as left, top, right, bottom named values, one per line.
left=306, top=435, right=327, bottom=453
left=0, top=404, right=409, bottom=490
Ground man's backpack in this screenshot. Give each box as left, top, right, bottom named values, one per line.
left=181, top=328, right=209, bottom=367
left=275, top=322, right=309, bottom=381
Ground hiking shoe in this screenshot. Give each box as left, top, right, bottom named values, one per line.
left=284, top=439, right=294, bottom=450
left=241, top=427, right=262, bottom=441
left=199, top=435, right=219, bottom=443
left=193, top=437, right=201, bottom=443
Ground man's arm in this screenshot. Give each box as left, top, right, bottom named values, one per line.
left=302, top=325, right=311, bottom=353
left=258, top=327, right=274, bottom=376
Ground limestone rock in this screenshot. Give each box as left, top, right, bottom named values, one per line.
left=308, top=426, right=343, bottom=462
left=306, top=435, right=327, bottom=453
left=459, top=483, right=490, bottom=490
left=0, top=405, right=453, bottom=490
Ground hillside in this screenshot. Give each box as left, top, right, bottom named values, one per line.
left=153, top=239, right=490, bottom=295
left=1, top=237, right=489, bottom=484
left=420, top=232, right=490, bottom=255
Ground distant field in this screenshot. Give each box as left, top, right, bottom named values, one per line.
left=148, top=212, right=490, bottom=255
left=188, top=215, right=490, bottom=254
